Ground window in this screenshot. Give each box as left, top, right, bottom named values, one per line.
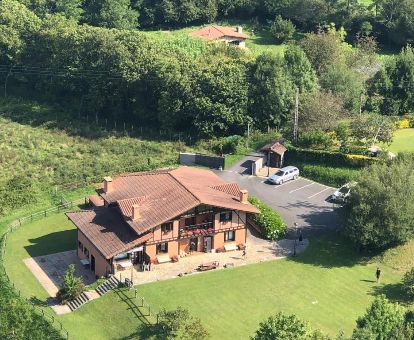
left=78, top=241, right=83, bottom=251
left=156, top=242, right=168, bottom=254
left=220, top=211, right=232, bottom=222
left=161, top=222, right=173, bottom=233
left=224, top=230, right=235, bottom=242
left=84, top=247, right=89, bottom=257
left=185, top=217, right=195, bottom=227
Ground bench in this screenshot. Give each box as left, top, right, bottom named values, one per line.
left=156, top=254, right=171, bottom=264
left=197, top=261, right=219, bottom=271
left=224, top=243, right=238, bottom=252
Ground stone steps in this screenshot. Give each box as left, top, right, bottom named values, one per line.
left=95, top=276, right=119, bottom=296
left=67, top=292, right=90, bottom=311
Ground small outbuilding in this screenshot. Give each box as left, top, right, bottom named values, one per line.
left=259, top=142, right=287, bottom=168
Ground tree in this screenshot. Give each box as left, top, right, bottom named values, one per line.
left=135, top=306, right=209, bottom=340
left=320, top=63, right=364, bottom=113
left=298, top=90, right=346, bottom=133
left=344, top=154, right=414, bottom=249
left=252, top=312, right=312, bottom=340
left=86, top=0, right=138, bottom=29
left=284, top=45, right=317, bottom=93
left=349, top=113, right=395, bottom=147
left=54, top=0, right=84, bottom=21
left=56, top=264, right=85, bottom=304
left=403, top=267, right=414, bottom=298
left=270, top=15, right=296, bottom=43
left=354, top=295, right=405, bottom=339
left=249, top=53, right=296, bottom=131
left=368, top=46, right=414, bottom=116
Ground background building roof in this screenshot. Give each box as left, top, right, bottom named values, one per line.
left=191, top=25, right=248, bottom=41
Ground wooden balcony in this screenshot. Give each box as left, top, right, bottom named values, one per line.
left=179, top=221, right=215, bottom=239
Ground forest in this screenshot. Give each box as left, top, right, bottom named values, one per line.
left=2, top=0, right=414, bottom=140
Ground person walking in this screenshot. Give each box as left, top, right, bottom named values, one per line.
left=242, top=248, right=246, bottom=259
left=376, top=267, right=381, bottom=283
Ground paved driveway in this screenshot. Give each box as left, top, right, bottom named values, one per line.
left=215, top=169, right=342, bottom=238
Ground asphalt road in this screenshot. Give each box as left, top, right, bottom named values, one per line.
left=215, top=169, right=342, bottom=238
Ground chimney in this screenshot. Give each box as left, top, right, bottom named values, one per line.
left=240, top=189, right=248, bottom=204
left=103, top=176, right=113, bottom=193
left=236, top=26, right=242, bottom=33
left=132, top=204, right=141, bottom=221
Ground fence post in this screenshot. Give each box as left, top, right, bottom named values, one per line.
left=141, top=297, right=144, bottom=307
left=148, top=306, right=151, bottom=316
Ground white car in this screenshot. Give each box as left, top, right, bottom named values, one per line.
left=268, top=166, right=299, bottom=185
left=332, top=182, right=357, bottom=203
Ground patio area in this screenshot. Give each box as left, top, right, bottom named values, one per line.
left=116, top=232, right=309, bottom=286
left=24, top=250, right=96, bottom=297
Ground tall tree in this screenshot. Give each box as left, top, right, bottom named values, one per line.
left=55, top=0, right=84, bottom=21
left=284, top=44, right=317, bottom=93
left=249, top=53, right=295, bottom=130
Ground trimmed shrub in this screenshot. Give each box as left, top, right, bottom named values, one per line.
left=398, top=119, right=410, bottom=129
left=285, top=146, right=380, bottom=169
left=298, top=164, right=359, bottom=187
left=248, top=197, right=287, bottom=240
left=270, top=15, right=296, bottom=43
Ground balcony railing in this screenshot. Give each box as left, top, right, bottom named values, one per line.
left=180, top=221, right=214, bottom=238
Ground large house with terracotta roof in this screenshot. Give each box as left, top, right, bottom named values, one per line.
left=66, top=167, right=259, bottom=278
left=191, top=25, right=249, bottom=47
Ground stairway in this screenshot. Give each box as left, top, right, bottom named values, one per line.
left=67, top=292, right=90, bottom=312
left=95, top=275, right=120, bottom=296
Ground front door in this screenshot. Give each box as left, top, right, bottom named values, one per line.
left=91, top=255, right=96, bottom=272
left=189, top=237, right=198, bottom=252
left=136, top=250, right=144, bottom=264
left=204, top=236, right=212, bottom=252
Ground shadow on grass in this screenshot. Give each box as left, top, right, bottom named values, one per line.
left=289, top=232, right=364, bottom=268
left=121, top=324, right=166, bottom=340
left=25, top=229, right=77, bottom=258
left=114, top=288, right=152, bottom=327
left=370, top=282, right=412, bottom=306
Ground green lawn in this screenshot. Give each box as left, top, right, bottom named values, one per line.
left=3, top=212, right=410, bottom=339
left=387, top=128, right=414, bottom=153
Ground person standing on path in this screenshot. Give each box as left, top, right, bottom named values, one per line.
left=298, top=230, right=303, bottom=245
left=376, top=267, right=381, bottom=283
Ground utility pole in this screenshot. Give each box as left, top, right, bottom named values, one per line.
left=293, top=87, right=299, bottom=144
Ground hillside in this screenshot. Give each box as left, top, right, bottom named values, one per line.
left=0, top=98, right=188, bottom=218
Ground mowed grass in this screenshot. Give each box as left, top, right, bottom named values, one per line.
left=387, top=128, right=414, bottom=153
left=4, top=212, right=408, bottom=339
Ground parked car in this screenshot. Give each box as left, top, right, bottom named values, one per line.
left=332, top=182, right=357, bottom=203
left=268, top=166, right=299, bottom=185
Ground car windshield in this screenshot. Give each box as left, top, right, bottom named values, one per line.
left=275, top=170, right=284, bottom=176
left=339, top=187, right=349, bottom=194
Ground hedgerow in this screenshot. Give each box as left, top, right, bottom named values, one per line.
left=248, top=197, right=287, bottom=240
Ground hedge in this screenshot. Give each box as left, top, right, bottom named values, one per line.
left=248, top=197, right=287, bottom=240
left=298, top=164, right=359, bottom=188
left=285, top=146, right=380, bottom=169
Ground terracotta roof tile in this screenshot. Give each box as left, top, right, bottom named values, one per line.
left=210, top=183, right=241, bottom=197
left=191, top=25, right=248, bottom=41
left=66, top=208, right=152, bottom=259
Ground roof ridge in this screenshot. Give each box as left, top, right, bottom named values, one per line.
left=167, top=171, right=202, bottom=205
left=116, top=168, right=176, bottom=178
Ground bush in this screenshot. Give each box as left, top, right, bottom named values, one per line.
left=211, top=135, right=245, bottom=155
left=403, top=268, right=414, bottom=298
left=298, top=164, right=359, bottom=187
left=248, top=196, right=287, bottom=240
left=56, top=264, right=85, bottom=304
left=398, top=119, right=411, bottom=129
left=270, top=15, right=295, bottom=43
left=298, top=130, right=335, bottom=150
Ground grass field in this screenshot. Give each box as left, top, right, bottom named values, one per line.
left=4, top=212, right=410, bottom=340
left=387, top=128, right=414, bottom=153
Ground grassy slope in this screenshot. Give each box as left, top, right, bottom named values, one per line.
left=4, top=212, right=408, bottom=339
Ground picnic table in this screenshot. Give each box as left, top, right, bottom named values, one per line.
left=197, top=261, right=219, bottom=272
